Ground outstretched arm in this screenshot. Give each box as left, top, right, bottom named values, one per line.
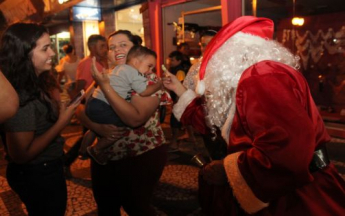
left=139, top=80, right=162, bottom=97
left=0, top=72, right=19, bottom=123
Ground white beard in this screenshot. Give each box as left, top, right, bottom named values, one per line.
left=203, top=32, right=300, bottom=143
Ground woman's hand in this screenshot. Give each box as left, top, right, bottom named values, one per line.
left=162, top=70, right=187, bottom=97
left=91, top=57, right=109, bottom=86
left=200, top=160, right=228, bottom=185
left=75, top=104, right=127, bottom=139
left=58, top=100, right=80, bottom=127
left=95, top=124, right=127, bottom=141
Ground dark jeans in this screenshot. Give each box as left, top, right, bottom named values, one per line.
left=6, top=158, right=67, bottom=216
left=86, top=97, right=125, bottom=127
left=91, top=145, right=168, bottom=216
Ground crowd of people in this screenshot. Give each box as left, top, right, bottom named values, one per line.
left=0, top=15, right=344, bottom=216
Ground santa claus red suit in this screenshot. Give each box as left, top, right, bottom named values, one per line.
left=171, top=16, right=345, bottom=215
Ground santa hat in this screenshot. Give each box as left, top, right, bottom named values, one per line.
left=196, top=16, right=274, bottom=95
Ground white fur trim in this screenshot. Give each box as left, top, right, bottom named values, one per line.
left=224, top=152, right=269, bottom=214
left=195, top=80, right=205, bottom=95
left=172, top=89, right=197, bottom=121
left=235, top=32, right=266, bottom=46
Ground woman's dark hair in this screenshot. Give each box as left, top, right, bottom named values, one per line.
left=0, top=23, right=58, bottom=120
left=168, top=50, right=184, bottom=61
left=126, top=45, right=157, bottom=64
left=132, top=35, right=143, bottom=45
left=108, top=30, right=142, bottom=46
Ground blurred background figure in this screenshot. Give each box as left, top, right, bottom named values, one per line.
left=167, top=50, right=187, bottom=151
left=177, top=42, right=192, bottom=72
left=56, top=44, right=80, bottom=99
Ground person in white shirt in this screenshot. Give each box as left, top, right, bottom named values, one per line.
left=56, top=44, right=80, bottom=98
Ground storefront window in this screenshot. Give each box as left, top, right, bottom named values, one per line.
left=50, top=32, right=71, bottom=64
left=162, top=0, right=221, bottom=62
left=114, top=4, right=144, bottom=45
left=244, top=0, right=345, bottom=111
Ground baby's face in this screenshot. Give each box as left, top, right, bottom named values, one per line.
left=136, top=55, right=156, bottom=75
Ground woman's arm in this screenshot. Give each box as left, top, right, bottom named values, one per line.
left=0, top=72, right=19, bottom=123
left=6, top=102, right=79, bottom=164
left=139, top=81, right=162, bottom=97
left=75, top=104, right=124, bottom=138
left=98, top=82, right=159, bottom=127
left=91, top=57, right=160, bottom=127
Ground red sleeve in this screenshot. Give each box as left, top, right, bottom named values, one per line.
left=235, top=65, right=329, bottom=202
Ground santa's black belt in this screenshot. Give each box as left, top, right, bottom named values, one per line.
left=309, top=146, right=330, bottom=173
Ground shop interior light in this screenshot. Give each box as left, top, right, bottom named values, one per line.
left=252, top=0, right=257, bottom=17
left=292, top=17, right=304, bottom=26
left=57, top=32, right=70, bottom=38
left=58, top=0, right=69, bottom=4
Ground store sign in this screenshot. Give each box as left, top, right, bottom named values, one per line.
left=72, top=6, right=101, bottom=21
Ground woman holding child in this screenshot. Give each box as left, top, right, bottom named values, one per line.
left=77, top=30, right=168, bottom=216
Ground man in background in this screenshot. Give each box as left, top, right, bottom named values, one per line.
left=64, top=35, right=108, bottom=178
left=74, top=35, right=108, bottom=94
left=177, top=42, right=191, bottom=72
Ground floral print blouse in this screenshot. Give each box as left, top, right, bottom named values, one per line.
left=105, top=73, right=171, bottom=161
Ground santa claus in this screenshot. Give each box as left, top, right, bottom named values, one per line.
left=163, top=16, right=345, bottom=215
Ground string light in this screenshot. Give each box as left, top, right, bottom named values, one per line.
left=292, top=17, right=305, bottom=26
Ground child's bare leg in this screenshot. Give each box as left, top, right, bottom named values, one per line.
left=79, top=130, right=96, bottom=157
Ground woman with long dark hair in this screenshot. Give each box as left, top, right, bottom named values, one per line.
left=0, top=23, right=80, bottom=215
